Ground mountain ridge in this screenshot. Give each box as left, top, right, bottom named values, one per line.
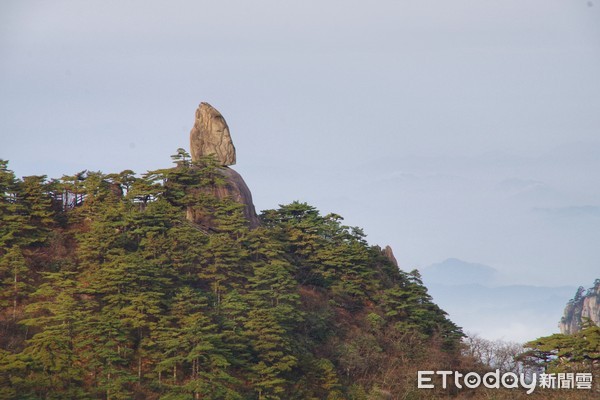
left=0, top=104, right=465, bottom=399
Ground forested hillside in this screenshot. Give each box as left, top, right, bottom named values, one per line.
left=0, top=155, right=462, bottom=399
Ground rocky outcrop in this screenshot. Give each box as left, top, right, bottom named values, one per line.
left=383, top=245, right=399, bottom=267
left=186, top=167, right=260, bottom=229
left=187, top=102, right=259, bottom=229
left=190, top=102, right=236, bottom=166
left=559, top=280, right=600, bottom=334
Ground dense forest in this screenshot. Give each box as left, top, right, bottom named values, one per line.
left=0, top=154, right=464, bottom=399
left=1, top=153, right=598, bottom=399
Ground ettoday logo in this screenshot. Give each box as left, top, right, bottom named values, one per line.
left=418, top=370, right=594, bottom=394
left=418, top=370, right=537, bottom=394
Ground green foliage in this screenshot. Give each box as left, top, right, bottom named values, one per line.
left=0, top=246, right=30, bottom=318
left=0, top=155, right=464, bottom=399
left=0, top=160, right=26, bottom=250
left=520, top=322, right=600, bottom=373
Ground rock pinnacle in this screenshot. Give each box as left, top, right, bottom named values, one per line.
left=189, top=102, right=236, bottom=166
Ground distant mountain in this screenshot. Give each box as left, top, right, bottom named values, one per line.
left=420, top=258, right=577, bottom=342
left=421, top=258, right=498, bottom=286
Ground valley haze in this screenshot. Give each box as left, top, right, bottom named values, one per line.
left=420, top=258, right=577, bottom=342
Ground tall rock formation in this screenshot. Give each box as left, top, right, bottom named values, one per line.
left=559, top=279, right=600, bottom=334
left=190, top=102, right=236, bottom=165
left=188, top=102, right=259, bottom=229
left=383, top=245, right=399, bottom=267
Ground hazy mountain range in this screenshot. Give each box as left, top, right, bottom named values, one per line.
left=419, top=258, right=577, bottom=342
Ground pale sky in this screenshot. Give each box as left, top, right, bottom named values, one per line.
left=2, top=1, right=599, bottom=294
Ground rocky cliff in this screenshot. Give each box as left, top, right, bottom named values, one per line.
left=187, top=102, right=259, bottom=229
left=559, top=279, right=600, bottom=334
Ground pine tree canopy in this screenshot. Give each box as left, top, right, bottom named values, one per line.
left=0, top=157, right=464, bottom=399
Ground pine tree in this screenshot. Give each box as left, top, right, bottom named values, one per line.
left=244, top=307, right=297, bottom=400
left=0, top=161, right=28, bottom=249
left=0, top=246, right=29, bottom=319
left=521, top=322, right=600, bottom=374
left=19, top=271, right=87, bottom=399
left=153, top=287, right=241, bottom=399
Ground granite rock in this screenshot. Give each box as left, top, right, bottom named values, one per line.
left=186, top=102, right=258, bottom=229
left=186, top=166, right=260, bottom=229
left=560, top=280, right=600, bottom=334
left=190, top=102, right=236, bottom=166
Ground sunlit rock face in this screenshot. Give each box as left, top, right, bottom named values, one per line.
left=187, top=102, right=259, bottom=229
left=190, top=102, right=236, bottom=166
left=559, top=281, right=600, bottom=334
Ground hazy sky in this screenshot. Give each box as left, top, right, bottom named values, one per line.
left=2, top=1, right=599, bottom=293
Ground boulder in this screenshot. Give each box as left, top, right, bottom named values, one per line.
left=186, top=167, right=260, bottom=229
left=190, top=102, right=236, bottom=166
left=187, top=102, right=259, bottom=229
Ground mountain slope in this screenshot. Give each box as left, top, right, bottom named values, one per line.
left=0, top=157, right=462, bottom=399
